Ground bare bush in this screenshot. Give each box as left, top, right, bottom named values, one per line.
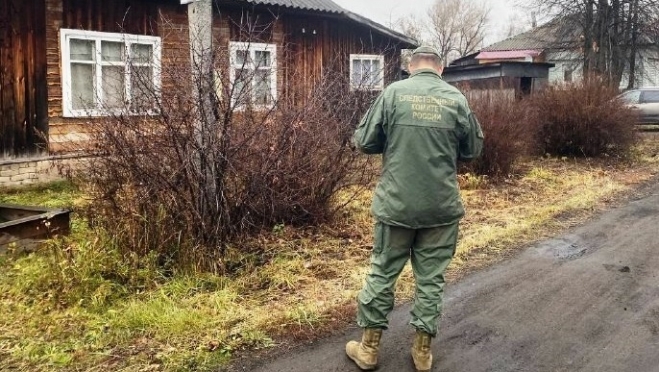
left=530, top=78, right=638, bottom=158
left=461, top=87, right=535, bottom=178
left=63, top=36, right=385, bottom=272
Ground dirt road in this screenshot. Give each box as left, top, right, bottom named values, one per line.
left=232, top=182, right=659, bottom=372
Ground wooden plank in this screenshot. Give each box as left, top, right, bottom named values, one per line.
left=13, top=0, right=26, bottom=155
left=33, top=0, right=49, bottom=153
left=3, top=0, right=17, bottom=156
left=0, top=0, right=47, bottom=157
left=0, top=209, right=42, bottom=221
left=0, top=209, right=70, bottom=252
left=1, top=0, right=9, bottom=154
left=25, top=0, right=37, bottom=153
left=0, top=0, right=5, bottom=148
left=62, top=0, right=160, bottom=35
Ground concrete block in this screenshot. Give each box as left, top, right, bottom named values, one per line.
left=36, top=164, right=51, bottom=172
left=10, top=174, right=29, bottom=182
left=0, top=169, right=20, bottom=177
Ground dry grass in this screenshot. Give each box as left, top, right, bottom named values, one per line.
left=1, top=136, right=659, bottom=372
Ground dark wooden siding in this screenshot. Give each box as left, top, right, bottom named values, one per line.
left=216, top=7, right=405, bottom=105
left=0, top=0, right=48, bottom=157
left=282, top=14, right=402, bottom=103
left=226, top=10, right=276, bottom=42
left=61, top=0, right=161, bottom=35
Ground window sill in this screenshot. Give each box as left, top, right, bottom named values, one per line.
left=349, top=86, right=384, bottom=92
left=231, top=104, right=277, bottom=112
left=63, top=109, right=161, bottom=118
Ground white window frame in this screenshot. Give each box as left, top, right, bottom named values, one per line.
left=228, top=42, right=278, bottom=109
left=350, top=54, right=385, bottom=91
left=60, top=28, right=162, bottom=118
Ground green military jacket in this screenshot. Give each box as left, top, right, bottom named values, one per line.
left=353, top=69, right=484, bottom=229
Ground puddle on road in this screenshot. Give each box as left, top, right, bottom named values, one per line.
left=532, top=234, right=590, bottom=261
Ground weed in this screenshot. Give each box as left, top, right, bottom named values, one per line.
left=525, top=167, right=556, bottom=182
left=458, top=173, right=489, bottom=190
left=284, top=304, right=325, bottom=328
left=272, top=223, right=286, bottom=236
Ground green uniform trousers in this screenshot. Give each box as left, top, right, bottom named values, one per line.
left=356, top=221, right=458, bottom=337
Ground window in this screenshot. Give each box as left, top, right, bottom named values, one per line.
left=564, top=68, right=573, bottom=82
left=229, top=42, right=277, bottom=108
left=620, top=90, right=641, bottom=104
left=60, top=29, right=161, bottom=117
left=350, top=54, right=385, bottom=91
left=641, top=90, right=659, bottom=104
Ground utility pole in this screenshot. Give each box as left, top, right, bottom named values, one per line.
left=183, top=0, right=217, bottom=210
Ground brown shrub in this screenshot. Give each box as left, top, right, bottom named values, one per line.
left=63, top=44, right=385, bottom=273
left=529, top=78, right=638, bottom=157
left=461, top=89, right=535, bottom=178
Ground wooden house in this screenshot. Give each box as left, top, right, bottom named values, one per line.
left=0, top=0, right=415, bottom=184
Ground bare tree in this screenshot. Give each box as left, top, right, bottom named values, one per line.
left=536, top=0, right=659, bottom=88
left=397, top=14, right=425, bottom=46
left=499, top=12, right=536, bottom=40
left=397, top=0, right=490, bottom=65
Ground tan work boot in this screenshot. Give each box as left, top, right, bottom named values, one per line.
left=411, top=329, right=433, bottom=372
left=345, top=328, right=382, bottom=370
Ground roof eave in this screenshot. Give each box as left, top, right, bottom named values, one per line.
left=180, top=0, right=417, bottom=48
left=343, top=12, right=418, bottom=48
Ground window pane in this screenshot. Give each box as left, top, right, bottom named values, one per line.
left=70, top=39, right=95, bottom=61
left=564, top=69, right=573, bottom=82
left=233, top=68, right=251, bottom=106
left=254, top=70, right=272, bottom=105
left=131, top=44, right=153, bottom=64
left=361, top=60, right=372, bottom=76
left=131, top=66, right=155, bottom=110
left=102, top=66, right=125, bottom=109
left=360, top=60, right=374, bottom=87
left=254, top=50, right=271, bottom=68
left=621, top=90, right=641, bottom=104
left=235, top=50, right=251, bottom=66
left=641, top=90, right=659, bottom=103
left=102, top=41, right=124, bottom=62
left=371, top=59, right=381, bottom=73
left=71, top=63, right=95, bottom=110
left=370, top=60, right=382, bottom=86
left=352, top=60, right=363, bottom=85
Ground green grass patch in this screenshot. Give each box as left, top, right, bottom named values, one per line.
left=0, top=181, right=81, bottom=208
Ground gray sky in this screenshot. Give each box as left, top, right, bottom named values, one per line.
left=332, top=0, right=522, bottom=46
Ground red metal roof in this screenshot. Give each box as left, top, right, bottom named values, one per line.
left=476, top=50, right=542, bottom=60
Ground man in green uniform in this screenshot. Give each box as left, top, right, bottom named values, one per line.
left=345, top=46, right=484, bottom=372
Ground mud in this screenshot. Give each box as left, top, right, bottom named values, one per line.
left=231, top=182, right=659, bottom=372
